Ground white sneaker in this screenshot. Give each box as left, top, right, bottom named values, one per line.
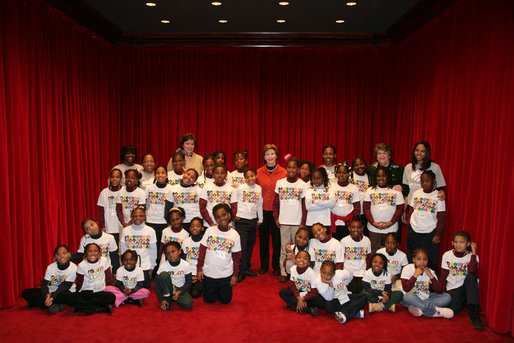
left=408, top=306, right=423, bottom=317
left=334, top=312, right=347, bottom=324
left=433, top=307, right=454, bottom=318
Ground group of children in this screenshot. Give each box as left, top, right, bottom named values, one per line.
left=22, top=144, right=483, bottom=331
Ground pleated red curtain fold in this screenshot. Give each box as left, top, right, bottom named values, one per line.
left=0, top=0, right=512, bottom=334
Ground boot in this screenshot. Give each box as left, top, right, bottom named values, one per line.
left=468, top=304, right=484, bottom=330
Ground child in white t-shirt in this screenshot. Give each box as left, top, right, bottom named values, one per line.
left=159, top=207, right=190, bottom=266
left=167, top=150, right=186, bottom=186
left=305, top=168, right=336, bottom=227
left=140, top=153, right=156, bottom=190
left=196, top=203, right=241, bottom=304
left=200, top=164, right=236, bottom=227
left=228, top=150, right=248, bottom=188
left=283, top=227, right=310, bottom=275
left=376, top=233, right=408, bottom=290
left=308, top=223, right=342, bottom=273
left=196, top=156, right=215, bottom=188
left=331, top=163, right=360, bottom=240
left=181, top=217, right=205, bottom=298
left=98, top=168, right=122, bottom=243
left=349, top=157, right=370, bottom=216
left=167, top=168, right=202, bottom=233
left=116, top=169, right=146, bottom=227
left=146, top=165, right=173, bottom=246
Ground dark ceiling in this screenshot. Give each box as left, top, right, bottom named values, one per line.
left=46, top=0, right=454, bottom=47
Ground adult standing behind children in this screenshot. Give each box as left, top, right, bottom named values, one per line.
left=167, top=133, right=203, bottom=176
left=256, top=144, right=287, bottom=276
left=368, top=143, right=404, bottom=194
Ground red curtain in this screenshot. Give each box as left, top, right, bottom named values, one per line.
left=1, top=0, right=512, bottom=334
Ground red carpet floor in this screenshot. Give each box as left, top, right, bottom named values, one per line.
left=0, top=243, right=510, bottom=343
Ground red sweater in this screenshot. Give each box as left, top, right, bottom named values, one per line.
left=257, top=165, right=287, bottom=211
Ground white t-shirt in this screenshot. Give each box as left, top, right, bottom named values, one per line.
left=401, top=263, right=437, bottom=300
left=167, top=170, right=183, bottom=187
left=97, top=187, right=121, bottom=234
left=363, top=268, right=391, bottom=291
left=305, top=185, right=336, bottom=226
left=116, top=265, right=145, bottom=289
left=112, top=163, right=144, bottom=186
left=376, top=248, right=408, bottom=276
left=403, top=162, right=446, bottom=203
left=441, top=250, right=479, bottom=291
left=167, top=184, right=202, bottom=223
left=77, top=257, right=111, bottom=292
left=200, top=183, right=236, bottom=226
left=409, top=189, right=445, bottom=234
left=140, top=171, right=155, bottom=190
left=200, top=226, right=241, bottom=279
left=233, top=183, right=263, bottom=221
left=289, top=265, right=318, bottom=297
left=157, top=259, right=192, bottom=288
left=77, top=232, right=118, bottom=265
left=319, top=165, right=336, bottom=182
left=308, top=238, right=342, bottom=272
left=196, top=174, right=214, bottom=189
left=275, top=178, right=307, bottom=226
left=145, top=183, right=173, bottom=224
left=159, top=227, right=190, bottom=265
left=117, top=187, right=146, bottom=223
left=182, top=236, right=201, bottom=274
left=350, top=173, right=370, bottom=215
left=340, top=235, right=371, bottom=277
left=120, top=224, right=157, bottom=270
left=365, top=187, right=405, bottom=233
left=331, top=183, right=360, bottom=225
left=315, top=269, right=353, bottom=305
left=228, top=170, right=246, bottom=189
left=44, top=262, right=77, bottom=293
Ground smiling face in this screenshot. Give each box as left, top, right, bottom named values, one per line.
left=142, top=155, right=156, bottom=173
left=384, top=235, right=398, bottom=254
left=420, top=173, right=434, bottom=193
left=172, top=154, right=185, bottom=173
left=109, top=170, right=122, bottom=187
left=320, top=264, right=335, bottom=282
left=352, top=158, right=367, bottom=176
left=122, top=253, right=137, bottom=270
left=311, top=171, right=324, bottom=187
left=182, top=139, right=195, bottom=154
left=234, top=153, right=247, bottom=170
left=413, top=251, right=428, bottom=269
left=312, top=224, right=327, bottom=241
left=123, top=151, right=136, bottom=166
left=169, top=211, right=184, bottom=229
left=322, top=147, right=336, bottom=166
left=452, top=235, right=470, bottom=253
left=336, top=166, right=349, bottom=185
left=165, top=245, right=181, bottom=263
left=376, top=169, right=388, bottom=188
left=83, top=219, right=100, bottom=236
left=131, top=208, right=146, bottom=225
left=244, top=170, right=257, bottom=186
left=55, top=247, right=71, bottom=265
left=85, top=244, right=100, bottom=263
left=181, top=169, right=198, bottom=186
left=286, top=161, right=299, bottom=178
left=155, top=166, right=168, bottom=184
left=295, top=229, right=310, bottom=248
left=348, top=220, right=363, bottom=240
left=295, top=251, right=310, bottom=268
left=213, top=166, right=227, bottom=184
left=214, top=207, right=231, bottom=229
left=125, top=171, right=138, bottom=188
left=371, top=255, right=385, bottom=273
left=299, top=163, right=311, bottom=180
left=414, top=144, right=427, bottom=164
left=214, top=153, right=225, bottom=165
left=376, top=149, right=391, bottom=167
left=203, top=159, right=215, bottom=178
left=264, top=149, right=277, bottom=166
left=189, top=220, right=204, bottom=236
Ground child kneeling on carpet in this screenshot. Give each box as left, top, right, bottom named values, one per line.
left=64, top=243, right=116, bottom=315
left=182, top=217, right=205, bottom=298
left=105, top=249, right=150, bottom=307
left=401, top=248, right=453, bottom=318
left=362, top=253, right=403, bottom=313
left=279, top=250, right=323, bottom=316
left=316, top=260, right=367, bottom=324
left=22, top=244, right=77, bottom=314
left=283, top=227, right=310, bottom=276
left=156, top=241, right=193, bottom=310
left=196, top=203, right=241, bottom=304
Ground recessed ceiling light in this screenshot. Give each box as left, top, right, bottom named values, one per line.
left=145, top=2, right=157, bottom=7
left=161, top=19, right=170, bottom=24
left=346, top=2, right=357, bottom=6
left=276, top=19, right=286, bottom=23
left=211, top=1, right=222, bottom=5
left=218, top=19, right=228, bottom=23
left=335, top=19, right=345, bottom=23
left=278, top=1, right=289, bottom=5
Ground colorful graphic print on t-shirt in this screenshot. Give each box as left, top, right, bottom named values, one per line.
left=313, top=249, right=337, bottom=263
left=168, top=179, right=181, bottom=186
left=446, top=261, right=468, bottom=277
left=172, top=192, right=198, bottom=205
left=413, top=197, right=437, bottom=213
left=125, top=235, right=151, bottom=249
left=371, top=279, right=387, bottom=290
left=370, top=193, right=396, bottom=206
left=344, top=246, right=368, bottom=261
left=293, top=277, right=312, bottom=293
left=412, top=279, right=430, bottom=296
left=86, top=266, right=105, bottom=284
left=162, top=235, right=186, bottom=244
left=148, top=191, right=167, bottom=206
left=49, top=274, right=68, bottom=288
left=334, top=190, right=353, bottom=203
left=120, top=196, right=141, bottom=211
left=351, top=179, right=369, bottom=193
left=277, top=187, right=303, bottom=201
left=334, top=281, right=347, bottom=298
left=242, top=190, right=260, bottom=203
left=184, top=246, right=199, bottom=262
left=312, top=192, right=330, bottom=201
left=206, top=236, right=235, bottom=253
left=123, top=275, right=138, bottom=289
left=206, top=190, right=232, bottom=204
left=231, top=176, right=245, bottom=188
left=107, top=195, right=117, bottom=214
left=387, top=260, right=401, bottom=275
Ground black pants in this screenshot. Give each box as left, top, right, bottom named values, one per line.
left=259, top=211, right=281, bottom=272
left=346, top=277, right=363, bottom=294
left=333, top=225, right=350, bottom=241
left=324, top=293, right=367, bottom=320
left=146, top=222, right=168, bottom=251
left=203, top=276, right=233, bottom=304
left=278, top=288, right=325, bottom=310
left=447, top=274, right=480, bottom=314
left=143, top=269, right=152, bottom=289
left=235, top=218, right=257, bottom=275
left=64, top=291, right=115, bottom=315
left=190, top=279, right=203, bottom=299
left=406, top=225, right=439, bottom=273
left=22, top=288, right=69, bottom=308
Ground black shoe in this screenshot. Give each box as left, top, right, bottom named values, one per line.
left=238, top=274, right=246, bottom=283
left=273, top=270, right=280, bottom=276
left=310, top=307, right=319, bottom=317
left=279, top=275, right=289, bottom=283
left=137, top=299, right=144, bottom=307
left=47, top=304, right=65, bottom=315
left=468, top=304, right=484, bottom=330
left=246, top=271, right=258, bottom=277
left=71, top=307, right=77, bottom=313
left=105, top=305, right=113, bottom=314
left=259, top=268, right=268, bottom=274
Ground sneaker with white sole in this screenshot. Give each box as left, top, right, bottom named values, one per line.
left=408, top=306, right=423, bottom=317
left=433, top=307, right=454, bottom=318
left=354, top=309, right=365, bottom=319
left=334, top=312, right=347, bottom=324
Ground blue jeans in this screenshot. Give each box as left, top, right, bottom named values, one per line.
left=401, top=292, right=451, bottom=317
